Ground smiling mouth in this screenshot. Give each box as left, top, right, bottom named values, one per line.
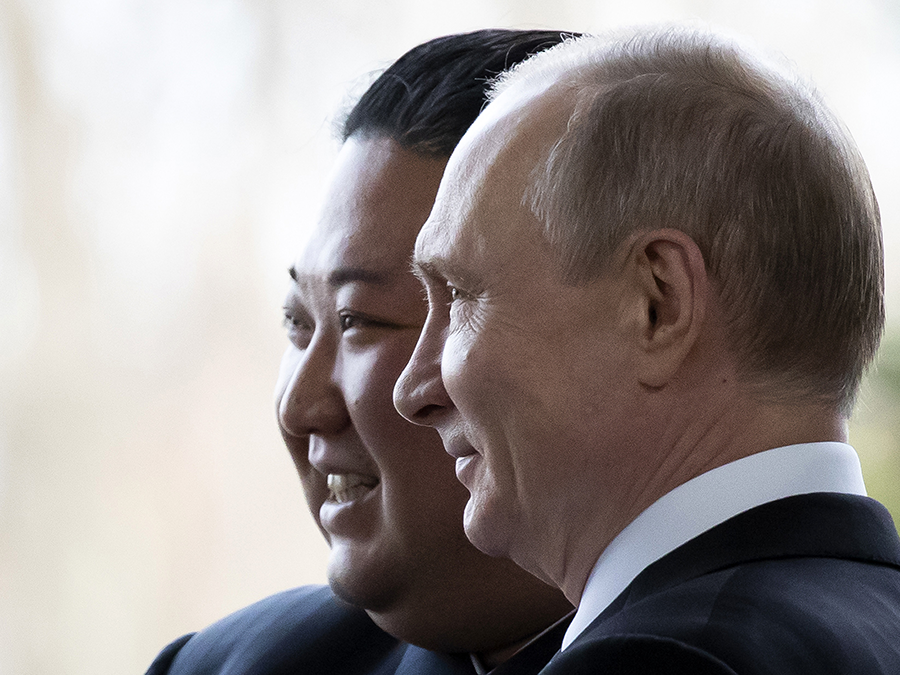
left=445, top=441, right=477, bottom=460
left=326, top=473, right=379, bottom=504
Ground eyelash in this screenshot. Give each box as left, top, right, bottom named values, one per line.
left=343, top=309, right=401, bottom=333
left=340, top=312, right=366, bottom=330
left=282, top=308, right=393, bottom=347
left=281, top=308, right=313, bottom=341
left=282, top=310, right=310, bottom=331
left=282, top=309, right=313, bottom=349
left=447, top=282, right=473, bottom=304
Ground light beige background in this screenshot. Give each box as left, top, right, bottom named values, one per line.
left=1, top=1, right=898, bottom=673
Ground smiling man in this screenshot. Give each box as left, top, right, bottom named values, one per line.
left=146, top=30, right=574, bottom=675
left=394, top=27, right=900, bottom=674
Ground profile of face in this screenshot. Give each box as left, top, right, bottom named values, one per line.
left=394, top=86, right=649, bottom=591
left=275, top=135, right=570, bottom=651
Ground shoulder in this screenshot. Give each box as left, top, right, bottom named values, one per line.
left=541, top=634, right=737, bottom=674
left=585, top=555, right=900, bottom=674
left=145, top=585, right=403, bottom=675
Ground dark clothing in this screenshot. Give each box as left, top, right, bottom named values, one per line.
left=147, top=584, right=570, bottom=675
left=541, top=493, right=900, bottom=674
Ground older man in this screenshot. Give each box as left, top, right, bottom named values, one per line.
left=394, top=28, right=900, bottom=674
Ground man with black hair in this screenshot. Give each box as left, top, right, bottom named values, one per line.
left=146, top=29, right=575, bottom=675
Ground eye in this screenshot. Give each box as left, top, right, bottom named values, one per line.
left=283, top=308, right=314, bottom=347
left=447, top=283, right=467, bottom=303
left=283, top=310, right=306, bottom=330
left=340, top=313, right=363, bottom=331
left=339, top=311, right=387, bottom=332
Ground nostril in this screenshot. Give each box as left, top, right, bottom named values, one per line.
left=413, top=404, right=445, bottom=422
left=397, top=400, right=447, bottom=427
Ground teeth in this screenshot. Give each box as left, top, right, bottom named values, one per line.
left=327, top=473, right=378, bottom=504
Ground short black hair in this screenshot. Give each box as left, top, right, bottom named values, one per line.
left=341, top=29, right=576, bottom=156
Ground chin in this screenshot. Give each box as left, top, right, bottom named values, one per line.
left=326, top=545, right=479, bottom=652
left=325, top=541, right=410, bottom=613
left=463, top=498, right=509, bottom=559
left=327, top=573, right=370, bottom=608
left=328, top=570, right=453, bottom=651
left=327, top=556, right=383, bottom=609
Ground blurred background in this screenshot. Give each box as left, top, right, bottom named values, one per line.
left=0, top=0, right=898, bottom=672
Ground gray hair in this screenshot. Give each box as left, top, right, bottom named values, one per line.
left=495, top=27, right=883, bottom=414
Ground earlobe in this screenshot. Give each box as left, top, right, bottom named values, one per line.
left=629, top=229, right=708, bottom=388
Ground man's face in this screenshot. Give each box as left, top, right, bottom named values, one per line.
left=275, top=138, right=446, bottom=613
left=275, top=136, right=568, bottom=648
left=394, top=87, right=644, bottom=584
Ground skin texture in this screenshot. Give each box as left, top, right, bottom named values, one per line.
left=275, top=136, right=571, bottom=656
left=393, top=80, right=847, bottom=604
left=394, top=85, right=642, bottom=592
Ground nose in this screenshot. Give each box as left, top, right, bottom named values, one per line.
left=393, top=317, right=453, bottom=426
left=276, top=340, right=349, bottom=439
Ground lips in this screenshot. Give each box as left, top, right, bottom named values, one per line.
left=326, top=473, right=379, bottom=504
left=443, top=436, right=478, bottom=460
left=318, top=470, right=382, bottom=539
left=439, top=436, right=481, bottom=487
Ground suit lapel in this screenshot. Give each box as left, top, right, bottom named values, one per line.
left=587, top=493, right=900, bottom=628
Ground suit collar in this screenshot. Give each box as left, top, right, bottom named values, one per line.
left=608, top=493, right=900, bottom=615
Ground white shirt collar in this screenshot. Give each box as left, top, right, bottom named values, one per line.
left=561, top=442, right=867, bottom=650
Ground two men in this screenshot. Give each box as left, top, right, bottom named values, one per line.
left=394, top=28, right=900, bottom=673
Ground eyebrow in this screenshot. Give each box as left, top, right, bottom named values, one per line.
left=410, top=259, right=443, bottom=285
left=287, top=265, right=392, bottom=287
left=328, top=267, right=392, bottom=287
left=411, top=257, right=483, bottom=294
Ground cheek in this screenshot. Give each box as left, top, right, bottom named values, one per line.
left=440, top=332, right=476, bottom=404
left=275, top=348, right=331, bottom=536
left=343, top=346, right=465, bottom=506
left=442, top=333, right=532, bottom=489
left=382, top=438, right=469, bottom=544
left=339, top=344, right=437, bottom=469
left=340, top=347, right=401, bottom=414
left=274, top=347, right=300, bottom=407
left=297, top=453, right=330, bottom=533
left=441, top=330, right=506, bottom=416
left=341, top=332, right=421, bottom=412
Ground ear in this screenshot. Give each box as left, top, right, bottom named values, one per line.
left=627, top=228, right=708, bottom=388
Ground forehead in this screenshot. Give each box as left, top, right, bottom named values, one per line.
left=414, top=83, right=572, bottom=276
left=298, top=136, right=447, bottom=279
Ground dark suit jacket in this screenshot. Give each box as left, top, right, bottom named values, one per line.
left=146, top=584, right=570, bottom=675
left=541, top=493, right=900, bottom=674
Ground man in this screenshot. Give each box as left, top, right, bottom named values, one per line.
left=394, top=27, right=900, bottom=673
left=146, top=30, right=574, bottom=675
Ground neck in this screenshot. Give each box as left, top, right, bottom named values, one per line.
left=559, top=387, right=847, bottom=603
